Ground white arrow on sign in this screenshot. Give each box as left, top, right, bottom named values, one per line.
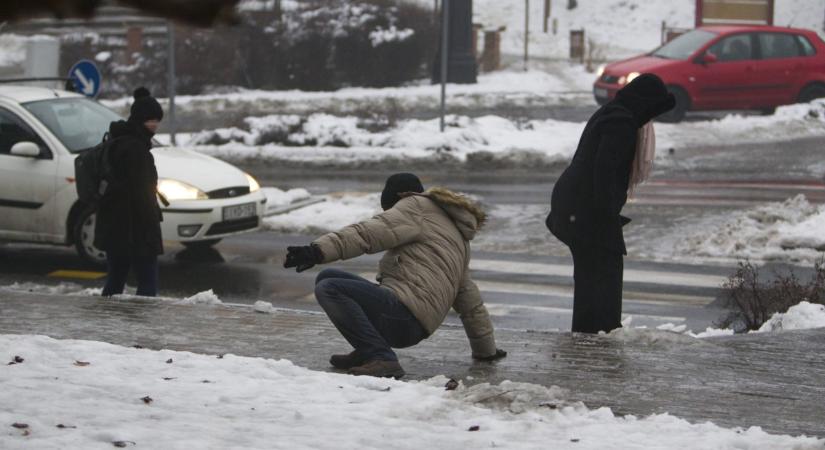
left=73, top=68, right=96, bottom=96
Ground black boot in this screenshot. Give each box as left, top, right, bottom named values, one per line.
left=329, top=351, right=366, bottom=370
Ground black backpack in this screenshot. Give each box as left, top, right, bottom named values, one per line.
left=74, top=133, right=120, bottom=206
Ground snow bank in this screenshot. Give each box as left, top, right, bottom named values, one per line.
left=676, top=195, right=825, bottom=263
left=185, top=100, right=825, bottom=168
left=101, top=67, right=594, bottom=118
left=2, top=334, right=821, bottom=449
left=622, top=301, right=825, bottom=340
left=756, top=301, right=825, bottom=333
left=263, top=193, right=381, bottom=234
left=262, top=187, right=312, bottom=209
left=0, top=34, right=58, bottom=68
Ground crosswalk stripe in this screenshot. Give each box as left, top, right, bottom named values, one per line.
left=470, top=259, right=726, bottom=289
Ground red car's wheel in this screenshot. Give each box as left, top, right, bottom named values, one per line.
left=798, top=83, right=825, bottom=103
left=656, top=86, right=689, bottom=123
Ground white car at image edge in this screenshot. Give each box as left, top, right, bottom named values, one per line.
left=0, top=85, right=266, bottom=264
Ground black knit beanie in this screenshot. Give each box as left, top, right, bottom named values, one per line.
left=129, top=87, right=164, bottom=123
left=381, top=173, right=424, bottom=210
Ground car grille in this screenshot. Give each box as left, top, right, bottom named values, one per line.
left=205, top=216, right=259, bottom=236
left=600, top=74, right=619, bottom=84
left=207, top=186, right=250, bottom=199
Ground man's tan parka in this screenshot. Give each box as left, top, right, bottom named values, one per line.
left=313, top=187, right=497, bottom=357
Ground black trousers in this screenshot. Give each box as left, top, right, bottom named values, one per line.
left=570, top=242, right=623, bottom=333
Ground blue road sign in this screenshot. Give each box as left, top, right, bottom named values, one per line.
left=68, top=60, right=101, bottom=98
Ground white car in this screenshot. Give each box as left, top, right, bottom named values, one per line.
left=0, top=85, right=266, bottom=264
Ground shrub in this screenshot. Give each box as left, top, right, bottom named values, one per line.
left=717, top=259, right=825, bottom=331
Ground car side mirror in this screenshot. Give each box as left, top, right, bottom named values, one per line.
left=699, top=52, right=718, bottom=65
left=10, top=141, right=41, bottom=157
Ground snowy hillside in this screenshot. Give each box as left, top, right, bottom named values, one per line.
left=412, top=0, right=825, bottom=60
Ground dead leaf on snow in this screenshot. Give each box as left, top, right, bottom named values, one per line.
left=445, top=379, right=459, bottom=391
left=141, top=396, right=153, bottom=404
left=112, top=441, right=135, bottom=447
left=11, top=423, right=29, bottom=429
left=165, top=358, right=173, bottom=364
left=74, top=361, right=90, bottom=367
left=468, top=425, right=480, bottom=432
left=56, top=424, right=77, bottom=429
left=162, top=377, right=176, bottom=381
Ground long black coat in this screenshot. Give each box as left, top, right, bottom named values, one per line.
left=547, top=103, right=637, bottom=255
left=94, top=120, right=163, bottom=256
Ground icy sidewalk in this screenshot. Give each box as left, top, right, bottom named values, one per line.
left=1, top=291, right=825, bottom=441
left=3, top=335, right=823, bottom=450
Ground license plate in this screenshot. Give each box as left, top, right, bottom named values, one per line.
left=594, top=87, right=608, bottom=98
left=222, top=203, right=256, bottom=221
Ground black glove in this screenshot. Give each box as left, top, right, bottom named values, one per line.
left=473, top=348, right=507, bottom=362
left=284, top=245, right=323, bottom=273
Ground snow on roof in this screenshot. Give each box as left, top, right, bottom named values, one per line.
left=0, top=85, right=83, bottom=104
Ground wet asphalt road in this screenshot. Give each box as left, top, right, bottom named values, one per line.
left=1, top=135, right=822, bottom=332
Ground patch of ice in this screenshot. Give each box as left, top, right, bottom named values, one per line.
left=0, top=282, right=102, bottom=297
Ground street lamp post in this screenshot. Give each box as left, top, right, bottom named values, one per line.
left=440, top=0, right=449, bottom=132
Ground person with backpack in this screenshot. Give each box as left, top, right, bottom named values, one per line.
left=284, top=173, right=507, bottom=378
left=94, top=87, right=164, bottom=297
left=546, top=74, right=675, bottom=334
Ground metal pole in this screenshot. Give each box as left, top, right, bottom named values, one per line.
left=524, top=0, right=530, bottom=71
left=167, top=21, right=177, bottom=146
left=440, top=0, right=449, bottom=133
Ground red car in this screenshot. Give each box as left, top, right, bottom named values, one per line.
left=593, top=25, right=825, bottom=122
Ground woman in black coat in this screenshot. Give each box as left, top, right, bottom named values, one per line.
left=547, top=74, right=675, bottom=333
left=95, top=87, right=164, bottom=297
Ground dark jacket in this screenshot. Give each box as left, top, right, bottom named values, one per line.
left=94, top=120, right=163, bottom=256
left=547, top=74, right=675, bottom=255
left=547, top=103, right=636, bottom=255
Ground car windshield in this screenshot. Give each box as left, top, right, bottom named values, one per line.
left=651, top=29, right=718, bottom=60
left=22, top=97, right=122, bottom=153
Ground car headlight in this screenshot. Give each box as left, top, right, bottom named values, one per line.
left=596, top=64, right=606, bottom=77
left=622, top=72, right=641, bottom=85
left=245, top=173, right=260, bottom=192
left=157, top=178, right=208, bottom=201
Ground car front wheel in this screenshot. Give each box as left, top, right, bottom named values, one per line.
left=798, top=83, right=825, bottom=103
left=74, top=208, right=107, bottom=267
left=656, top=87, right=688, bottom=123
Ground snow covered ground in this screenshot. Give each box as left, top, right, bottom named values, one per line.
left=671, top=195, right=825, bottom=264
left=175, top=100, right=825, bottom=168
left=3, top=334, right=824, bottom=450
left=466, top=0, right=825, bottom=60
left=104, top=68, right=595, bottom=125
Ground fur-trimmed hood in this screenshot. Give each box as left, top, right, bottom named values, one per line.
left=412, top=187, right=486, bottom=241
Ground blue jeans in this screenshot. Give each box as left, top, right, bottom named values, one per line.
left=314, top=268, right=427, bottom=362
left=102, top=250, right=159, bottom=297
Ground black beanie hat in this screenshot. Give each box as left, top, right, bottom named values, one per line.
left=381, top=173, right=424, bottom=210
left=129, top=87, right=164, bottom=123
left=615, top=73, right=676, bottom=125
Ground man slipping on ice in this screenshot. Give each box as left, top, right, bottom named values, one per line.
left=284, top=173, right=507, bottom=378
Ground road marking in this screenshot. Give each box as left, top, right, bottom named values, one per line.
left=47, top=270, right=106, bottom=280
left=470, top=259, right=727, bottom=289
left=477, top=280, right=713, bottom=306
left=359, top=272, right=714, bottom=306
left=484, top=302, right=687, bottom=323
